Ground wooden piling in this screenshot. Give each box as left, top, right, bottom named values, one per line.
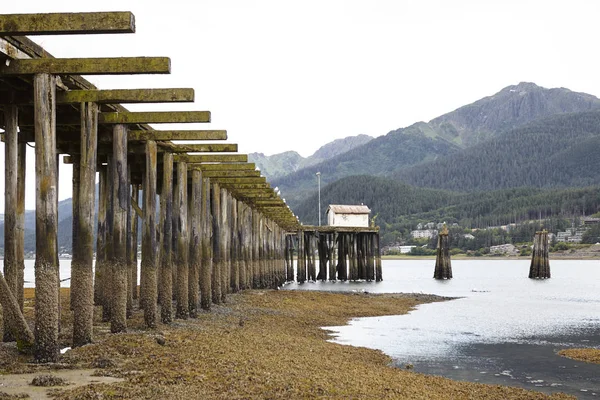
left=71, top=101, right=98, bottom=346
left=433, top=227, right=452, bottom=279
left=189, top=169, right=202, bottom=318
left=16, top=142, right=26, bottom=310
left=0, top=271, right=34, bottom=352
left=131, top=184, right=140, bottom=300
left=329, top=233, right=336, bottom=281
left=220, top=188, right=229, bottom=302
left=375, top=233, right=382, bottom=282
left=174, top=161, right=189, bottom=319
left=33, top=73, right=59, bottom=362
left=211, top=182, right=222, bottom=304
left=529, top=230, right=550, bottom=279
left=159, top=152, right=173, bottom=323
left=3, top=105, right=18, bottom=342
left=102, top=155, right=114, bottom=322
left=230, top=197, right=240, bottom=293
left=110, top=124, right=128, bottom=333
left=126, top=173, right=133, bottom=318
left=200, top=177, right=212, bottom=310
left=141, top=140, right=158, bottom=328
left=238, top=201, right=247, bottom=289
left=95, top=165, right=108, bottom=307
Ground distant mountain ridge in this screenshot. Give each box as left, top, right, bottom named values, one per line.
left=272, top=82, right=600, bottom=208
left=429, top=82, right=600, bottom=146
left=249, top=134, right=373, bottom=180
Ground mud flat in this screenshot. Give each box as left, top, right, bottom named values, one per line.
left=0, top=289, right=573, bottom=399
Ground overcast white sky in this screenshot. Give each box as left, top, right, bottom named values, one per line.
left=2, top=0, right=600, bottom=210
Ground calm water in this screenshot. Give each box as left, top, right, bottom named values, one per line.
left=285, top=260, right=600, bottom=398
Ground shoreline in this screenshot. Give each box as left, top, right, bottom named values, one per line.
left=1, top=289, right=574, bottom=399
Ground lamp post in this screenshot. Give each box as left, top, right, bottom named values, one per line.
left=316, top=171, right=321, bottom=226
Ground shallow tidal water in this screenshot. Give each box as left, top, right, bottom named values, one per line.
left=285, top=260, right=600, bottom=398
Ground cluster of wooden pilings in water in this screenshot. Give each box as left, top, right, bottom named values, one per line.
left=0, top=12, right=298, bottom=362
left=529, top=230, right=550, bottom=279
left=288, top=227, right=382, bottom=282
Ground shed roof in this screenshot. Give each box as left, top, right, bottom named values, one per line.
left=327, top=204, right=371, bottom=214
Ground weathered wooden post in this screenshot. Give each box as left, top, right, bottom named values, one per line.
left=174, top=161, right=189, bottom=319
left=33, top=73, right=59, bottom=362
left=159, top=153, right=173, bottom=323
left=296, top=229, right=305, bottom=283
left=375, top=232, right=382, bottom=282
left=367, top=233, right=375, bottom=281
left=126, top=173, right=133, bottom=318
left=211, top=182, right=222, bottom=304
left=95, top=165, right=108, bottom=308
left=434, top=227, right=452, bottom=279
left=238, top=201, right=247, bottom=290
left=200, top=177, right=212, bottom=310
left=338, top=233, right=348, bottom=281
left=220, top=188, right=230, bottom=301
left=0, top=271, right=34, bottom=352
left=141, top=140, right=158, bottom=327
left=328, top=233, right=336, bottom=281
left=3, top=105, right=18, bottom=342
left=529, top=230, right=550, bottom=279
left=103, top=155, right=114, bottom=322
left=16, top=142, right=26, bottom=310
left=188, top=169, right=202, bottom=318
left=130, top=184, right=140, bottom=301
left=71, top=101, right=98, bottom=346
left=230, top=196, right=240, bottom=293
left=109, top=124, right=129, bottom=333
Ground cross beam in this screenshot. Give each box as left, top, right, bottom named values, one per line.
left=0, top=57, right=171, bottom=75
left=0, top=12, right=135, bottom=35
left=98, top=111, right=209, bottom=124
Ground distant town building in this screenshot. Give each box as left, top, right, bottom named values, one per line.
left=462, top=233, right=475, bottom=240
left=582, top=217, right=600, bottom=226
left=416, top=223, right=424, bottom=230
left=326, top=204, right=371, bottom=227
left=411, top=229, right=437, bottom=239
left=556, top=229, right=585, bottom=243
left=489, top=243, right=518, bottom=255
left=385, top=245, right=416, bottom=254
left=424, top=222, right=436, bottom=229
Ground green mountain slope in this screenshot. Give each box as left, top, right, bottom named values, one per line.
left=397, top=111, right=600, bottom=191
left=429, top=82, right=600, bottom=146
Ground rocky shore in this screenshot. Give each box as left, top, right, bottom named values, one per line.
left=0, top=289, right=574, bottom=399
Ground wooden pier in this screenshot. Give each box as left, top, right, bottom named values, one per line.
left=0, top=11, right=299, bottom=362
left=293, top=226, right=382, bottom=283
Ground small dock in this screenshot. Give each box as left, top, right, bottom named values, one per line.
left=290, top=226, right=382, bottom=283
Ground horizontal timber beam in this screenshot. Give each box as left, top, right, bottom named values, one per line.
left=173, top=154, right=247, bottom=163
left=99, top=111, right=209, bottom=124
left=220, top=183, right=269, bottom=190
left=189, top=163, right=255, bottom=171
left=128, top=130, right=226, bottom=141
left=168, top=143, right=236, bottom=153
left=212, top=177, right=266, bottom=184
left=195, top=170, right=261, bottom=178
left=0, top=12, right=135, bottom=35
left=0, top=88, right=194, bottom=105
left=0, top=57, right=171, bottom=75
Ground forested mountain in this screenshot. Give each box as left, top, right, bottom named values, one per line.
left=249, top=134, right=372, bottom=179
left=272, top=124, right=461, bottom=207
left=294, top=175, right=600, bottom=245
left=396, top=111, right=600, bottom=191
left=272, top=83, right=600, bottom=208
left=429, top=82, right=600, bottom=146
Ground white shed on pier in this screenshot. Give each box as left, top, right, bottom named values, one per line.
left=326, top=204, right=371, bottom=227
